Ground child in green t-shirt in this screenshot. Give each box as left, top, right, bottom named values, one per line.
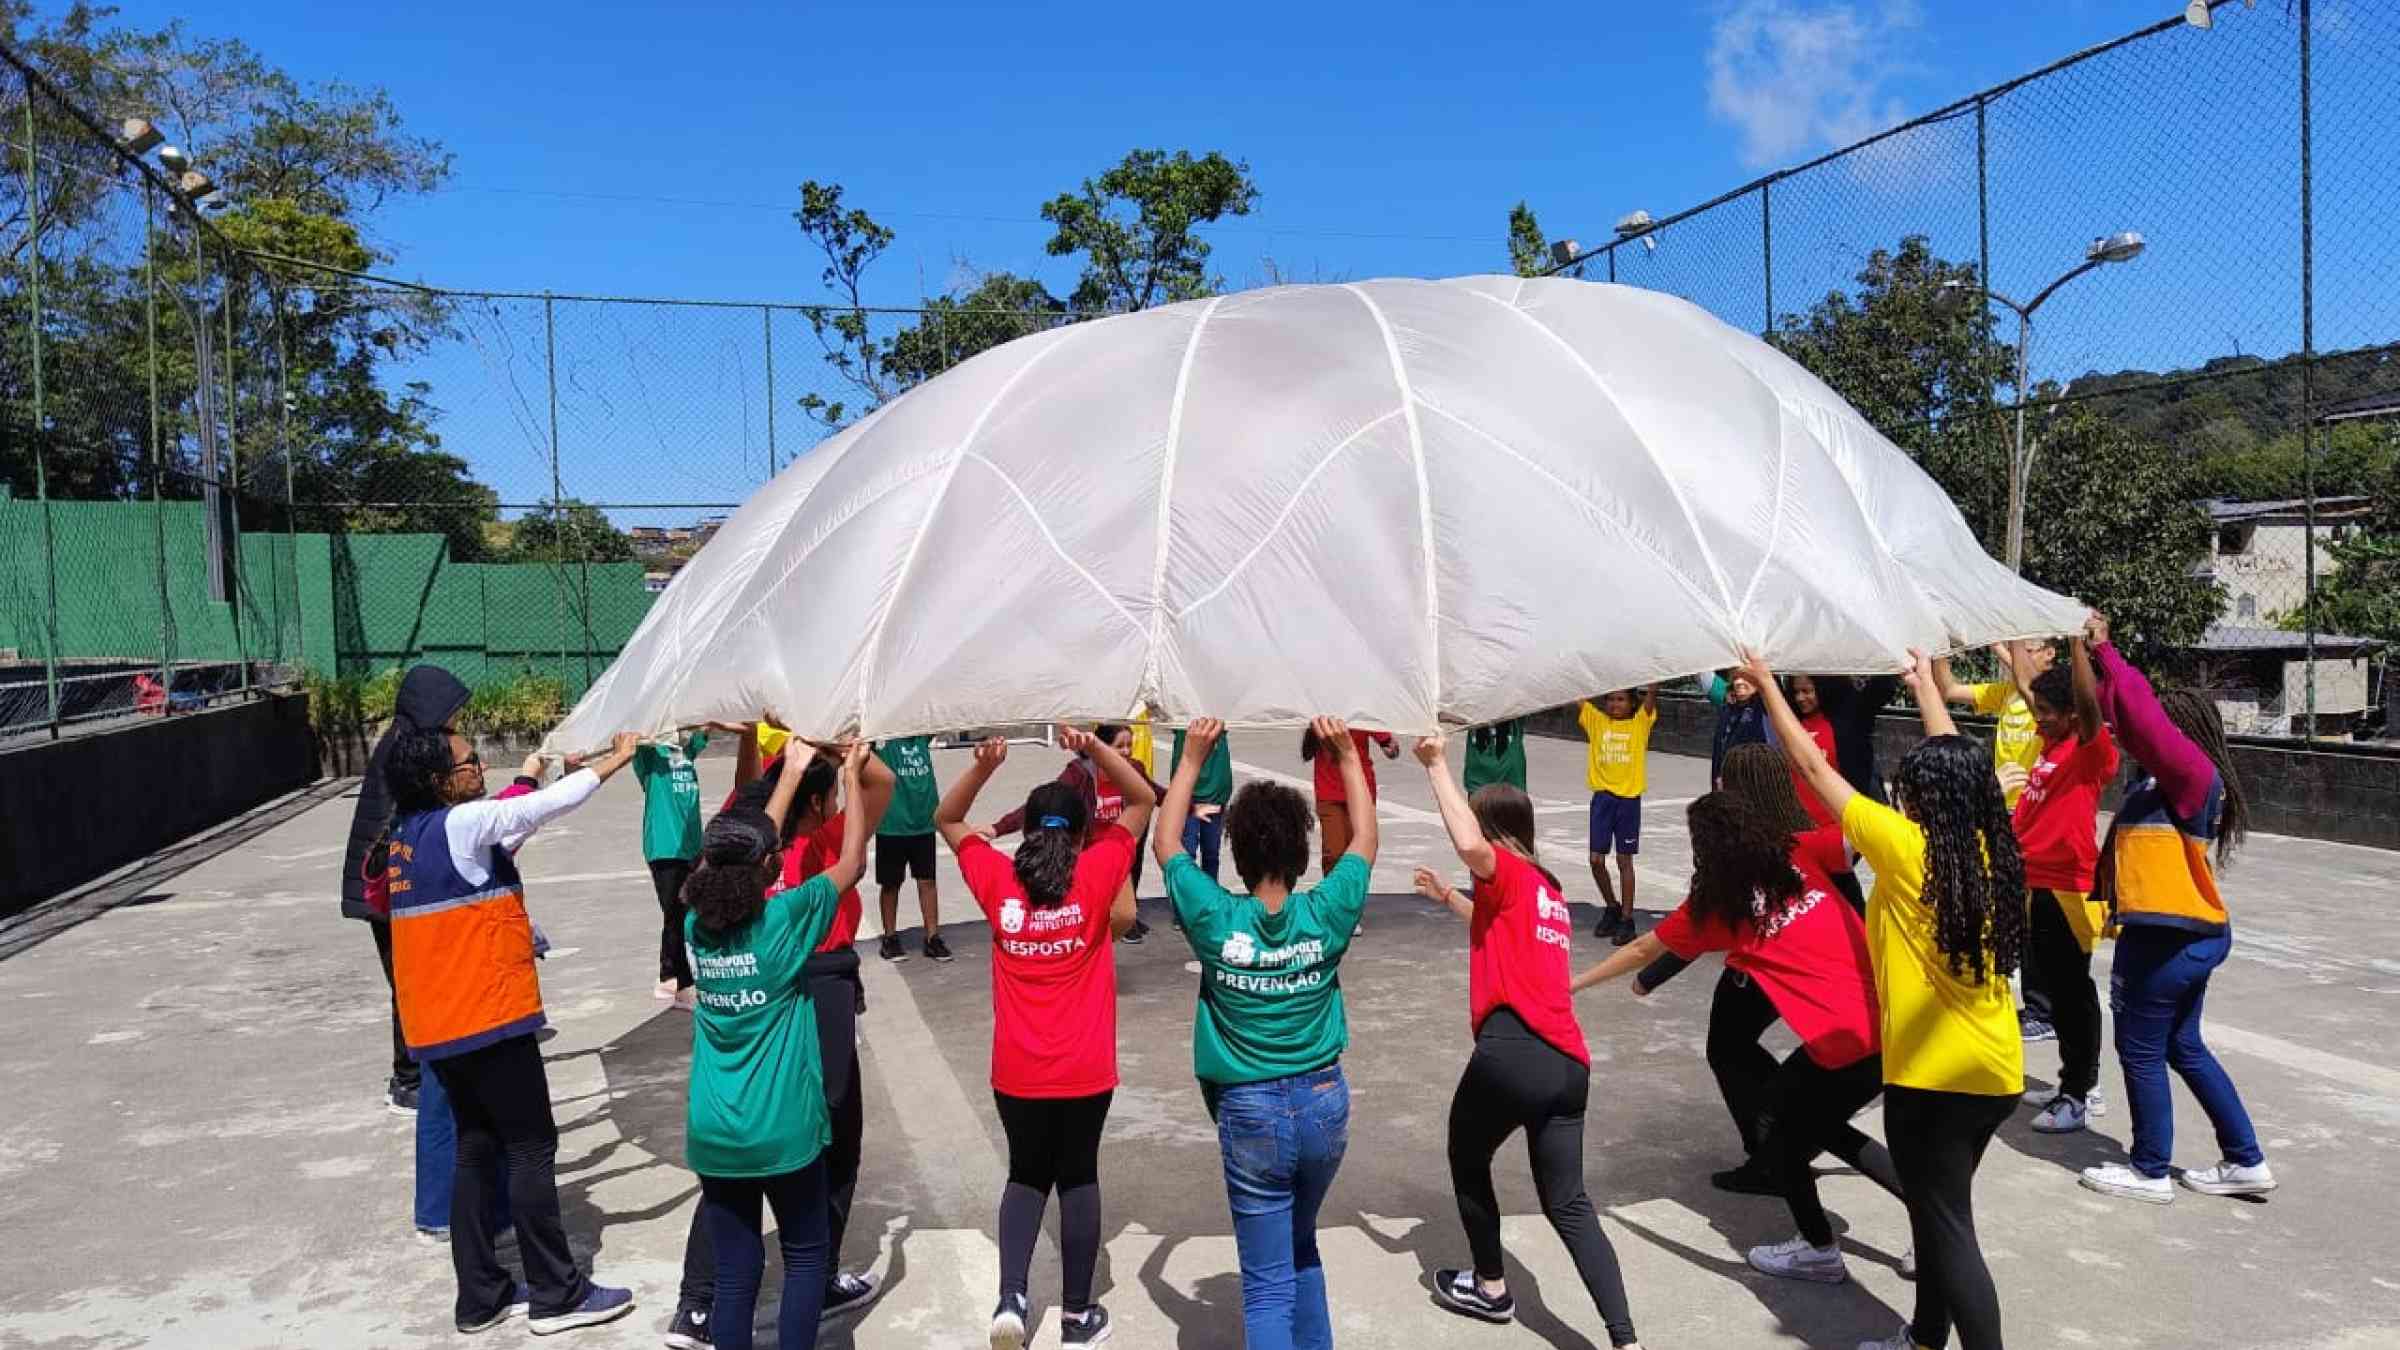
left=634, top=728, right=710, bottom=1003
left=872, top=735, right=947, bottom=963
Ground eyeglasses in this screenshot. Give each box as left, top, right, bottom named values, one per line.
left=448, top=751, right=483, bottom=774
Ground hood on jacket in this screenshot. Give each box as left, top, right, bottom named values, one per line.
left=394, top=665, right=471, bottom=736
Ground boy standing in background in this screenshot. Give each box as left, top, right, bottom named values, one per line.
left=635, top=727, right=710, bottom=1007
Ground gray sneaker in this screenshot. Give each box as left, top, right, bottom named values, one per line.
left=2179, top=1160, right=2276, bottom=1197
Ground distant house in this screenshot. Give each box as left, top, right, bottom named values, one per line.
left=2198, top=495, right=2373, bottom=627
left=2177, top=624, right=2383, bottom=738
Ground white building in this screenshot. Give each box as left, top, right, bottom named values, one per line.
left=2199, top=494, right=2373, bottom=627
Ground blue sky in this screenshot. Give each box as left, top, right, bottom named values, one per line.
left=101, top=2, right=2392, bottom=514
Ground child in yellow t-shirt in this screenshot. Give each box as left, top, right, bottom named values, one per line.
left=1577, top=685, right=1658, bottom=945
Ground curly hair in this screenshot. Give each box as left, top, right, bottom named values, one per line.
left=1224, top=779, right=1313, bottom=891
left=1471, top=783, right=1563, bottom=891
left=1718, top=742, right=1816, bottom=836
left=1013, top=781, right=1090, bottom=907
left=1890, top=734, right=2025, bottom=985
left=1684, top=791, right=1804, bottom=935
left=685, top=806, right=777, bottom=938
left=386, top=727, right=462, bottom=816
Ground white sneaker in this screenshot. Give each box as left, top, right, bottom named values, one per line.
left=2031, top=1094, right=2090, bottom=1134
left=1859, top=1329, right=1917, bottom=1350
left=2080, top=1162, right=2174, bottom=1203
left=1897, top=1246, right=1916, bottom=1280
left=1746, top=1233, right=1848, bottom=1284
left=2179, top=1160, right=2276, bottom=1197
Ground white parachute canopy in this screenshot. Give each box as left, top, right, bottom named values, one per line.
left=548, top=275, right=2086, bottom=749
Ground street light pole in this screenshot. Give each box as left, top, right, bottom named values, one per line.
left=1946, top=231, right=2146, bottom=573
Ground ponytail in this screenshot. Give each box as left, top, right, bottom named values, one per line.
left=1012, top=781, right=1090, bottom=907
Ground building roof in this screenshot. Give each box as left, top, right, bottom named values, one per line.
left=2205, top=495, right=2373, bottom=523
left=2189, top=624, right=2384, bottom=656
left=2316, top=389, right=2400, bottom=424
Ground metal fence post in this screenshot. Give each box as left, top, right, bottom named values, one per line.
left=2297, top=0, right=2319, bottom=740
left=544, top=292, right=568, bottom=689
left=145, top=180, right=171, bottom=702
left=762, top=306, right=779, bottom=479
left=1760, top=180, right=1774, bottom=338
left=225, top=260, right=250, bottom=700
left=20, top=89, right=59, bottom=736
left=276, top=283, right=299, bottom=676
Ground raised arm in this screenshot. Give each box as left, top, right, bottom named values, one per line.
left=734, top=719, right=767, bottom=790
left=450, top=731, right=637, bottom=856
left=1320, top=717, right=1379, bottom=864
left=1154, top=717, right=1220, bottom=870
left=935, top=738, right=1008, bottom=852
left=1933, top=654, right=1977, bottom=708
left=1066, top=724, right=1157, bottom=841
left=1902, top=649, right=1957, bottom=739
left=2086, top=612, right=2213, bottom=817
left=1416, top=734, right=1497, bottom=881
left=2067, top=634, right=2103, bottom=743
left=819, top=743, right=877, bottom=893
left=1572, top=930, right=1670, bottom=994
left=1640, top=682, right=1659, bottom=715
left=1744, top=653, right=1856, bottom=820
left=2003, top=642, right=2041, bottom=713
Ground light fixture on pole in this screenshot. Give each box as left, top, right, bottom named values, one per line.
left=1615, top=209, right=1658, bottom=255
left=1940, top=230, right=2147, bottom=572
left=115, top=117, right=162, bottom=154
left=2184, top=0, right=2256, bottom=29
left=156, top=144, right=190, bottom=174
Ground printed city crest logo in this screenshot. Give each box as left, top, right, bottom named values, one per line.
left=999, top=897, right=1026, bottom=935
left=1221, top=931, right=1258, bottom=967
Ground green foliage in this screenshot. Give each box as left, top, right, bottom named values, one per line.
left=2275, top=464, right=2400, bottom=645
left=881, top=271, right=1065, bottom=390
left=1507, top=202, right=1549, bottom=278
left=791, top=179, right=895, bottom=429
left=1039, top=149, right=1258, bottom=313
left=302, top=661, right=400, bottom=736
left=2190, top=420, right=2397, bottom=503
left=1769, top=235, right=2014, bottom=451
left=504, top=499, right=634, bottom=564
left=2065, top=348, right=2400, bottom=458
left=456, top=667, right=565, bottom=740
left=2014, top=406, right=2224, bottom=654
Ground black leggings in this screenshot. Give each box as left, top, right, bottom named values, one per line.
left=369, top=920, right=417, bottom=1089
left=1447, top=1008, right=1637, bottom=1347
left=1885, top=1085, right=2013, bottom=1350
left=651, top=859, right=695, bottom=988
left=679, top=959, right=864, bottom=1310
left=994, top=1089, right=1113, bottom=1311
left=2029, top=891, right=2101, bottom=1099
left=1761, top=1051, right=1902, bottom=1247
left=1707, top=968, right=1782, bottom=1159
left=429, top=1033, right=590, bottom=1322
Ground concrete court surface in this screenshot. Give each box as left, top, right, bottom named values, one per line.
left=3, top=733, right=2398, bottom=1350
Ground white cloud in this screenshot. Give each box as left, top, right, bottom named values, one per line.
left=1706, top=0, right=1923, bottom=169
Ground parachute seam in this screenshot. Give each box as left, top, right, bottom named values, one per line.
left=1341, top=283, right=1441, bottom=717
left=853, top=336, right=1071, bottom=731
left=959, top=449, right=1144, bottom=632
left=1171, top=407, right=1408, bottom=621
left=1145, top=297, right=1223, bottom=708
left=1412, top=398, right=1729, bottom=619
left=1461, top=287, right=1743, bottom=623
left=1735, top=400, right=1795, bottom=625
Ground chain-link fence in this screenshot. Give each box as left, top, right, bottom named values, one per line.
left=1546, top=0, right=2395, bottom=740
left=4, top=1, right=2394, bottom=748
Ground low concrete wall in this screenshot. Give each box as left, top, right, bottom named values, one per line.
left=1530, top=690, right=2400, bottom=851
left=1, top=692, right=321, bottom=914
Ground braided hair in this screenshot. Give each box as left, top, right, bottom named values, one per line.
left=2160, top=688, right=2248, bottom=866
left=1890, top=734, right=2025, bottom=985
left=1718, top=742, right=1816, bottom=836
left=1684, top=791, right=1804, bottom=935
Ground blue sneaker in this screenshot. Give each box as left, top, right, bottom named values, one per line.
left=457, top=1283, right=530, bottom=1334
left=528, top=1284, right=635, bottom=1336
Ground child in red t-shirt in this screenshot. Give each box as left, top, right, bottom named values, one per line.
left=1573, top=791, right=1906, bottom=1286
left=2014, top=636, right=2120, bottom=1134
left=1410, top=736, right=1642, bottom=1347
left=1301, top=724, right=1398, bottom=876
left=935, top=726, right=1153, bottom=1350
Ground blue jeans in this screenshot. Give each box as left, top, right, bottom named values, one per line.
left=702, top=1159, right=830, bottom=1350
left=1208, top=1065, right=1350, bottom=1350
left=2112, top=926, right=2263, bottom=1178
left=1182, top=812, right=1224, bottom=881
left=415, top=1063, right=511, bottom=1233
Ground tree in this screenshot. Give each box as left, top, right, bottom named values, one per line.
left=505, top=499, right=635, bottom=564
left=2278, top=458, right=2400, bottom=647
left=1038, top=149, right=1258, bottom=313
left=881, top=270, right=1066, bottom=389
left=1770, top=236, right=2219, bottom=655
left=791, top=179, right=895, bottom=429
left=1507, top=202, right=1549, bottom=278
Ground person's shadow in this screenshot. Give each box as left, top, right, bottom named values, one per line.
left=1137, top=1233, right=1247, bottom=1350
left=1344, top=1197, right=1603, bottom=1350
left=548, top=1010, right=704, bottom=1271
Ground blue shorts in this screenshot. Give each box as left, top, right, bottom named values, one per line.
left=1589, top=792, right=1641, bottom=855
